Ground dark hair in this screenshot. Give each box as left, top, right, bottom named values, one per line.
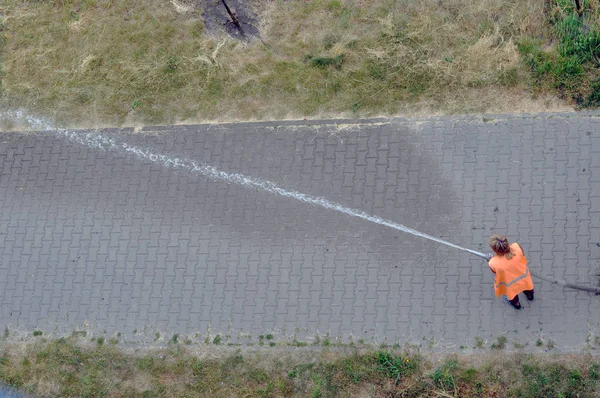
left=488, top=234, right=514, bottom=260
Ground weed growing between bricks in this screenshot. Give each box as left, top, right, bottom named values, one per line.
left=0, top=337, right=599, bottom=397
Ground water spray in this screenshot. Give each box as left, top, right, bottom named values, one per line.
left=58, top=130, right=600, bottom=295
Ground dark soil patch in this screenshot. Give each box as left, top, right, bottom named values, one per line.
left=200, top=0, right=260, bottom=40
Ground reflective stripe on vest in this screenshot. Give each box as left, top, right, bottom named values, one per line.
left=495, top=267, right=530, bottom=289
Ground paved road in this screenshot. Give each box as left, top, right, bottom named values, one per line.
left=1, top=114, right=599, bottom=351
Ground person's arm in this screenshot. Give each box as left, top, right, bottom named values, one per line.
left=488, top=261, right=496, bottom=274
left=516, top=243, right=525, bottom=257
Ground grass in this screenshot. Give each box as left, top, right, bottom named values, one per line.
left=475, top=336, right=486, bottom=349
left=430, top=357, right=459, bottom=394
left=517, top=0, right=600, bottom=106
left=0, top=0, right=567, bottom=130
left=491, top=336, right=507, bottom=350
left=376, top=350, right=419, bottom=384
left=0, top=337, right=599, bottom=397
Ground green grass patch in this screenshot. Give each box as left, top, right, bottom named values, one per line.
left=431, top=358, right=459, bottom=393
left=475, top=336, right=486, bottom=349
left=517, top=0, right=600, bottom=106
left=510, top=361, right=598, bottom=397
left=0, top=337, right=599, bottom=397
left=491, top=335, right=507, bottom=350
left=376, top=350, right=420, bottom=384
left=305, top=53, right=345, bottom=69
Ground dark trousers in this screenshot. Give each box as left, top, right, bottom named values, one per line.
left=509, top=289, right=534, bottom=306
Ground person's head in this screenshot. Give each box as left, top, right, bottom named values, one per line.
left=488, top=234, right=514, bottom=259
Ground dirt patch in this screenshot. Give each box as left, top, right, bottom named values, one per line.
left=200, top=0, right=260, bottom=40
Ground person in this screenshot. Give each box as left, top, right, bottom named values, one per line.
left=487, top=235, right=534, bottom=310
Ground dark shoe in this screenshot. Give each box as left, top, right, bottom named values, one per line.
left=524, top=291, right=534, bottom=301
left=505, top=296, right=522, bottom=310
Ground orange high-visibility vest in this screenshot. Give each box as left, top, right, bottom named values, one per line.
left=488, top=243, right=534, bottom=300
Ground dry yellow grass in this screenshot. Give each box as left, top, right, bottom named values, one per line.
left=0, top=0, right=569, bottom=129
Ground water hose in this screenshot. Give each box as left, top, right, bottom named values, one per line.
left=361, top=219, right=600, bottom=295
left=452, top=242, right=600, bottom=295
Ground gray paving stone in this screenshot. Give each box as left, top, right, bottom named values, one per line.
left=0, top=114, right=599, bottom=351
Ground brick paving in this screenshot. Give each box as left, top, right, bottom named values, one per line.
left=0, top=113, right=599, bottom=351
